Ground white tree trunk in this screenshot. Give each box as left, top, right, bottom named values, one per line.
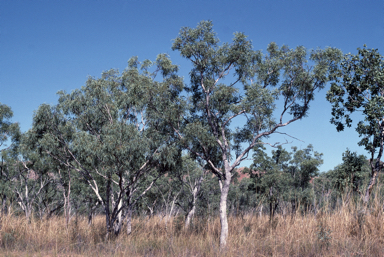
left=185, top=205, right=195, bottom=229
left=126, top=207, right=132, bottom=235
left=185, top=173, right=204, bottom=229
left=113, top=198, right=123, bottom=235
left=219, top=173, right=231, bottom=249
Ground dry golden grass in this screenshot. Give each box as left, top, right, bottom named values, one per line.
left=1, top=204, right=384, bottom=256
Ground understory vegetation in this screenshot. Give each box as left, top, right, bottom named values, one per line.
left=1, top=195, right=384, bottom=256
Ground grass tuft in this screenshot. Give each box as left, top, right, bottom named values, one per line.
left=1, top=203, right=384, bottom=256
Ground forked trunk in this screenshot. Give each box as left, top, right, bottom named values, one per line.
left=219, top=176, right=231, bottom=249
left=185, top=174, right=203, bottom=229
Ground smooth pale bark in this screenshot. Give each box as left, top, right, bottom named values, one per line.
left=126, top=207, right=132, bottom=235
left=219, top=170, right=232, bottom=249
left=185, top=183, right=200, bottom=228
left=63, top=170, right=71, bottom=228
left=165, top=194, right=179, bottom=231
left=113, top=198, right=123, bottom=235
left=185, top=172, right=204, bottom=229
left=15, top=165, right=49, bottom=222
left=185, top=205, right=195, bottom=229
left=147, top=205, right=154, bottom=218
left=105, top=177, right=112, bottom=240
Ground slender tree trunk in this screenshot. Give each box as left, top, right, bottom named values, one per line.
left=113, top=198, right=123, bottom=235
left=364, top=128, right=384, bottom=203
left=105, top=176, right=112, bottom=239
left=185, top=173, right=204, bottom=229
left=364, top=170, right=378, bottom=203
left=26, top=203, right=32, bottom=222
left=126, top=206, right=132, bottom=235
left=185, top=205, right=196, bottom=229
left=291, top=200, right=296, bottom=216
left=2, top=195, right=7, bottom=216
left=269, top=187, right=274, bottom=221
left=147, top=205, right=154, bottom=218
left=88, top=198, right=94, bottom=225
left=219, top=175, right=231, bottom=249
left=64, top=171, right=71, bottom=228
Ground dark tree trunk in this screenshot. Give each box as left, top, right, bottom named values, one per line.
left=105, top=176, right=112, bottom=239
left=364, top=169, right=378, bottom=203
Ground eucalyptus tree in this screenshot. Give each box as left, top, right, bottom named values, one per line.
left=0, top=105, right=54, bottom=220
left=20, top=129, right=98, bottom=222
left=327, top=150, right=368, bottom=201
left=227, top=170, right=256, bottom=217
left=287, top=145, right=323, bottom=213
left=166, top=155, right=207, bottom=228
left=179, top=156, right=206, bottom=228
left=150, top=170, right=183, bottom=228
left=0, top=103, right=20, bottom=215
left=250, top=144, right=322, bottom=217
left=13, top=148, right=55, bottom=221
left=327, top=46, right=384, bottom=203
left=27, top=54, right=183, bottom=237
left=170, top=20, right=342, bottom=247
left=0, top=148, right=18, bottom=215
left=249, top=145, right=291, bottom=219
left=139, top=155, right=206, bottom=228
left=312, top=173, right=334, bottom=209
left=0, top=103, right=20, bottom=154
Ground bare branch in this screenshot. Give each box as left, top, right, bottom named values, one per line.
left=274, top=131, right=304, bottom=143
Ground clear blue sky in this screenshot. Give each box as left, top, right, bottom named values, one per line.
left=1, top=0, right=383, bottom=172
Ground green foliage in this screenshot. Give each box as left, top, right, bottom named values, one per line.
left=0, top=103, right=20, bottom=156
left=26, top=55, right=183, bottom=234
left=327, top=46, right=384, bottom=150
left=0, top=104, right=22, bottom=216
left=227, top=172, right=257, bottom=216
left=249, top=144, right=323, bottom=216
left=327, top=150, right=369, bottom=194
left=327, top=46, right=384, bottom=201
left=195, top=174, right=221, bottom=217
left=171, top=20, right=342, bottom=178
left=0, top=21, right=364, bottom=238
left=171, top=21, right=340, bottom=247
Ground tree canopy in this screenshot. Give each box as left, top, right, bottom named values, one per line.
left=170, top=20, right=342, bottom=248
left=327, top=46, right=384, bottom=202
left=25, top=55, right=183, bottom=236
left=0, top=103, right=20, bottom=156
